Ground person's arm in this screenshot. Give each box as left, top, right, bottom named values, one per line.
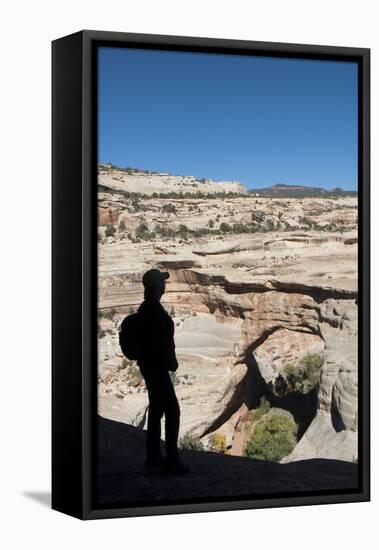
left=160, top=315, right=178, bottom=372
left=165, top=338, right=178, bottom=372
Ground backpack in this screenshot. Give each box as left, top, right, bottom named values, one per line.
left=119, top=312, right=142, bottom=360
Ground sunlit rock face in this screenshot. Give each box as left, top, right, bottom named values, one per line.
left=97, top=169, right=358, bottom=462
left=280, top=299, right=358, bottom=463
left=99, top=165, right=247, bottom=196
left=253, top=328, right=325, bottom=387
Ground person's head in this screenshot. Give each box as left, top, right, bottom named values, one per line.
left=142, top=269, right=170, bottom=300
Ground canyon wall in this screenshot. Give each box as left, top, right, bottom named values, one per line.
left=97, top=167, right=358, bottom=464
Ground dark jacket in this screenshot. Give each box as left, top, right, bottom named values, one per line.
left=136, top=297, right=178, bottom=373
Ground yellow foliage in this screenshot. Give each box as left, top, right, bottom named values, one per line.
left=209, top=432, right=227, bottom=453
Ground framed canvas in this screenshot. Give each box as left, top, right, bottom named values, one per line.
left=52, top=30, right=370, bottom=520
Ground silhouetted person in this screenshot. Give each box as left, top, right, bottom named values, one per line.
left=136, top=269, right=189, bottom=475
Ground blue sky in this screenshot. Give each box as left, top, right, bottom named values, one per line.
left=98, top=47, right=358, bottom=190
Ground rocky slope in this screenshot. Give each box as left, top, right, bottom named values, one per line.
left=97, top=416, right=358, bottom=505
left=97, top=166, right=358, bottom=465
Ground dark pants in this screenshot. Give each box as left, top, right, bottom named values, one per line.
left=140, top=366, right=180, bottom=462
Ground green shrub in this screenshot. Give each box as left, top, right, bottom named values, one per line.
left=102, top=307, right=117, bottom=320
left=302, top=353, right=323, bottom=390
left=299, top=216, right=313, bottom=227
left=169, top=372, right=179, bottom=386
left=119, top=219, right=126, bottom=231
left=283, top=353, right=323, bottom=393
left=132, top=199, right=146, bottom=212
left=126, top=364, right=143, bottom=386
left=162, top=203, right=176, bottom=214
left=154, top=224, right=176, bottom=238
left=252, top=396, right=271, bottom=421
left=135, top=222, right=153, bottom=240
left=283, top=363, right=303, bottom=391
left=245, top=414, right=297, bottom=462
left=121, top=357, right=133, bottom=369
left=179, top=433, right=204, bottom=451
left=178, top=224, right=188, bottom=238
left=105, top=224, right=116, bottom=237
left=251, top=210, right=265, bottom=223
left=220, top=222, right=232, bottom=232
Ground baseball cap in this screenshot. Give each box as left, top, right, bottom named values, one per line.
left=142, top=268, right=170, bottom=288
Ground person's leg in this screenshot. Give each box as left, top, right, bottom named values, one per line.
left=143, top=368, right=188, bottom=473
left=160, top=372, right=181, bottom=463
left=143, top=372, right=164, bottom=462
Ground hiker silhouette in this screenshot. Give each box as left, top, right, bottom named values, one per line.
left=136, top=268, right=189, bottom=475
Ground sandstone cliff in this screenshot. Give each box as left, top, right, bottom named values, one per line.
left=97, top=167, right=358, bottom=465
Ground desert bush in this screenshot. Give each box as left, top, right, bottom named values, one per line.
left=283, top=353, right=323, bottom=393
left=220, top=222, right=232, bottom=233
left=245, top=414, right=297, bottom=462
left=126, top=364, right=143, bottom=386
left=251, top=210, right=265, bottom=223
left=283, top=363, right=303, bottom=391
left=208, top=433, right=227, bottom=453
left=154, top=224, right=176, bottom=238
left=131, top=199, right=140, bottom=211
left=105, top=224, right=116, bottom=237
left=302, top=353, right=323, bottom=389
left=120, top=358, right=132, bottom=369
left=135, top=222, right=152, bottom=240
left=178, top=224, right=188, bottom=238
left=252, top=396, right=271, bottom=421
left=162, top=203, right=176, bottom=214
left=119, top=219, right=126, bottom=231
left=179, top=433, right=204, bottom=451
left=103, top=307, right=117, bottom=320
left=169, top=372, right=179, bottom=386
left=299, top=216, right=314, bottom=228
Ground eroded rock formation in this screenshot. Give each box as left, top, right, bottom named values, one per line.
left=97, top=168, right=358, bottom=464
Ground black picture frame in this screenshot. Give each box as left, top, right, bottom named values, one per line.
left=52, top=29, right=370, bottom=520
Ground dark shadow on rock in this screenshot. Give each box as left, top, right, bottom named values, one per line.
left=22, top=491, right=51, bottom=507
left=200, top=352, right=266, bottom=438
left=97, top=415, right=358, bottom=507
left=331, top=397, right=346, bottom=432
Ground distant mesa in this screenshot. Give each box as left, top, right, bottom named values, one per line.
left=248, top=182, right=356, bottom=198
